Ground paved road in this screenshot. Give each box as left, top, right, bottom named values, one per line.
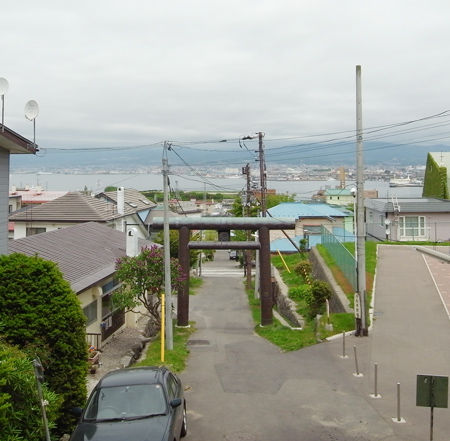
left=367, top=245, right=450, bottom=441
left=182, top=250, right=445, bottom=441
left=87, top=245, right=450, bottom=439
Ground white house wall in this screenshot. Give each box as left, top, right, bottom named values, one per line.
left=269, top=218, right=346, bottom=242
left=0, top=149, right=9, bottom=254
left=367, top=209, right=450, bottom=242
left=13, top=221, right=79, bottom=239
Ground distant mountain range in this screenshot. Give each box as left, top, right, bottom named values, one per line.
left=10, top=141, right=450, bottom=171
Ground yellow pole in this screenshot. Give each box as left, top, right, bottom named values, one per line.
left=277, top=250, right=291, bottom=273
left=161, top=293, right=165, bottom=362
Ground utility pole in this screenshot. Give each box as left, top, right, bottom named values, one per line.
left=162, top=141, right=173, bottom=349
left=355, top=65, right=367, bottom=336
left=258, top=132, right=267, bottom=217
left=242, top=163, right=252, bottom=289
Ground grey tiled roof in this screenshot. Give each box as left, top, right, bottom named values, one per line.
left=96, top=189, right=156, bottom=214
left=9, top=192, right=123, bottom=222
left=365, top=197, right=450, bottom=213
left=8, top=222, right=157, bottom=293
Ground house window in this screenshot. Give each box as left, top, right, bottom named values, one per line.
left=101, top=279, right=120, bottom=296
left=83, top=300, right=98, bottom=326
left=399, top=216, right=425, bottom=239
left=26, top=227, right=46, bottom=236
left=380, top=215, right=385, bottom=227
left=303, top=225, right=321, bottom=235
left=8, top=204, right=13, bottom=213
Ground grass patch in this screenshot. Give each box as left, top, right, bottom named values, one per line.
left=317, top=313, right=355, bottom=340
left=247, top=289, right=317, bottom=351
left=189, top=276, right=203, bottom=295
left=136, top=321, right=196, bottom=373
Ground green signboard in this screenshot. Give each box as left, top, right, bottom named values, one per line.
left=416, top=375, right=448, bottom=408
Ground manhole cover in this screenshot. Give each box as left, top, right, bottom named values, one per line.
left=187, top=339, right=210, bottom=346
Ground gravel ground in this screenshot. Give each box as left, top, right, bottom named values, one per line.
left=86, top=316, right=150, bottom=394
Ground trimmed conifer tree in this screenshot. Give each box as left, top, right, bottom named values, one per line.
left=0, top=253, right=87, bottom=436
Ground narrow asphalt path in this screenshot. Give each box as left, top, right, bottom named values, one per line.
left=181, top=250, right=417, bottom=441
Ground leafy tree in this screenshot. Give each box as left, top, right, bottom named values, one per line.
left=231, top=192, right=295, bottom=217
left=0, top=253, right=88, bottom=437
left=113, top=245, right=185, bottom=326
left=0, top=339, right=61, bottom=441
left=266, top=193, right=296, bottom=209
left=153, top=230, right=201, bottom=267
left=104, top=186, right=118, bottom=192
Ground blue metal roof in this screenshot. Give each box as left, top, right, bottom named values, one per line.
left=268, top=202, right=351, bottom=219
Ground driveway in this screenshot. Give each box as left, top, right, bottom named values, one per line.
left=181, top=249, right=450, bottom=441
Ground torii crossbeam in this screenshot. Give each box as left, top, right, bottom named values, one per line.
left=150, top=217, right=295, bottom=326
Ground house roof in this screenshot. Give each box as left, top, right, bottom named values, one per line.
left=96, top=188, right=156, bottom=214
left=365, top=197, right=450, bottom=213
left=325, top=189, right=353, bottom=196
left=8, top=222, right=157, bottom=293
left=9, top=191, right=123, bottom=222
left=0, top=125, right=37, bottom=154
left=9, top=189, right=68, bottom=204
left=268, top=202, right=352, bottom=219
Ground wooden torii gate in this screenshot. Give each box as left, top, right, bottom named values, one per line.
left=150, top=217, right=295, bottom=326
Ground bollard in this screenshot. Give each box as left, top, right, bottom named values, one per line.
left=392, top=382, right=406, bottom=423
left=370, top=363, right=381, bottom=398
left=353, top=345, right=363, bottom=377
left=340, top=331, right=348, bottom=359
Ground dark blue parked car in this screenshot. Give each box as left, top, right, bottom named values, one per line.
left=70, top=366, right=187, bottom=441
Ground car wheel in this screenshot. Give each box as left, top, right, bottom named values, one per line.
left=180, top=405, right=187, bottom=437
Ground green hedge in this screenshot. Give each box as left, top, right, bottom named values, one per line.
left=0, top=254, right=87, bottom=437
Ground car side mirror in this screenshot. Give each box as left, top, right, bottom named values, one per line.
left=70, top=407, right=83, bottom=417
left=170, top=398, right=182, bottom=408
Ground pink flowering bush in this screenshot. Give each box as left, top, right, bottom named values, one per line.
left=113, top=245, right=185, bottom=326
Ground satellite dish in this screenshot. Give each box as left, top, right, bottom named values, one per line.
left=0, top=78, right=9, bottom=95
left=25, top=100, right=39, bottom=121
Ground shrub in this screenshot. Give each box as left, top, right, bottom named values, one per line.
left=294, top=260, right=312, bottom=282
left=0, top=340, right=61, bottom=441
left=0, top=253, right=87, bottom=436
left=306, top=280, right=333, bottom=318
left=289, top=285, right=311, bottom=301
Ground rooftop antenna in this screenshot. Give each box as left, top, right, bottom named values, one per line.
left=24, top=99, right=39, bottom=147
left=0, top=77, right=9, bottom=132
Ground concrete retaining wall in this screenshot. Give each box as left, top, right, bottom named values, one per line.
left=272, top=265, right=304, bottom=328
left=309, top=248, right=352, bottom=313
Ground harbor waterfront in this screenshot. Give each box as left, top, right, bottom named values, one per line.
left=10, top=172, right=423, bottom=199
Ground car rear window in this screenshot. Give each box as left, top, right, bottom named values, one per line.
left=85, top=384, right=166, bottom=420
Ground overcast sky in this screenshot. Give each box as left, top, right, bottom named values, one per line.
left=3, top=1, right=450, bottom=151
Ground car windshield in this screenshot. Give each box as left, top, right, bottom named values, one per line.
left=84, top=383, right=167, bottom=421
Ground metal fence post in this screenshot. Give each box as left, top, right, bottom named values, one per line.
left=392, top=382, right=406, bottom=423
left=353, top=345, right=363, bottom=377
left=370, top=363, right=381, bottom=398
left=340, top=331, right=348, bottom=359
